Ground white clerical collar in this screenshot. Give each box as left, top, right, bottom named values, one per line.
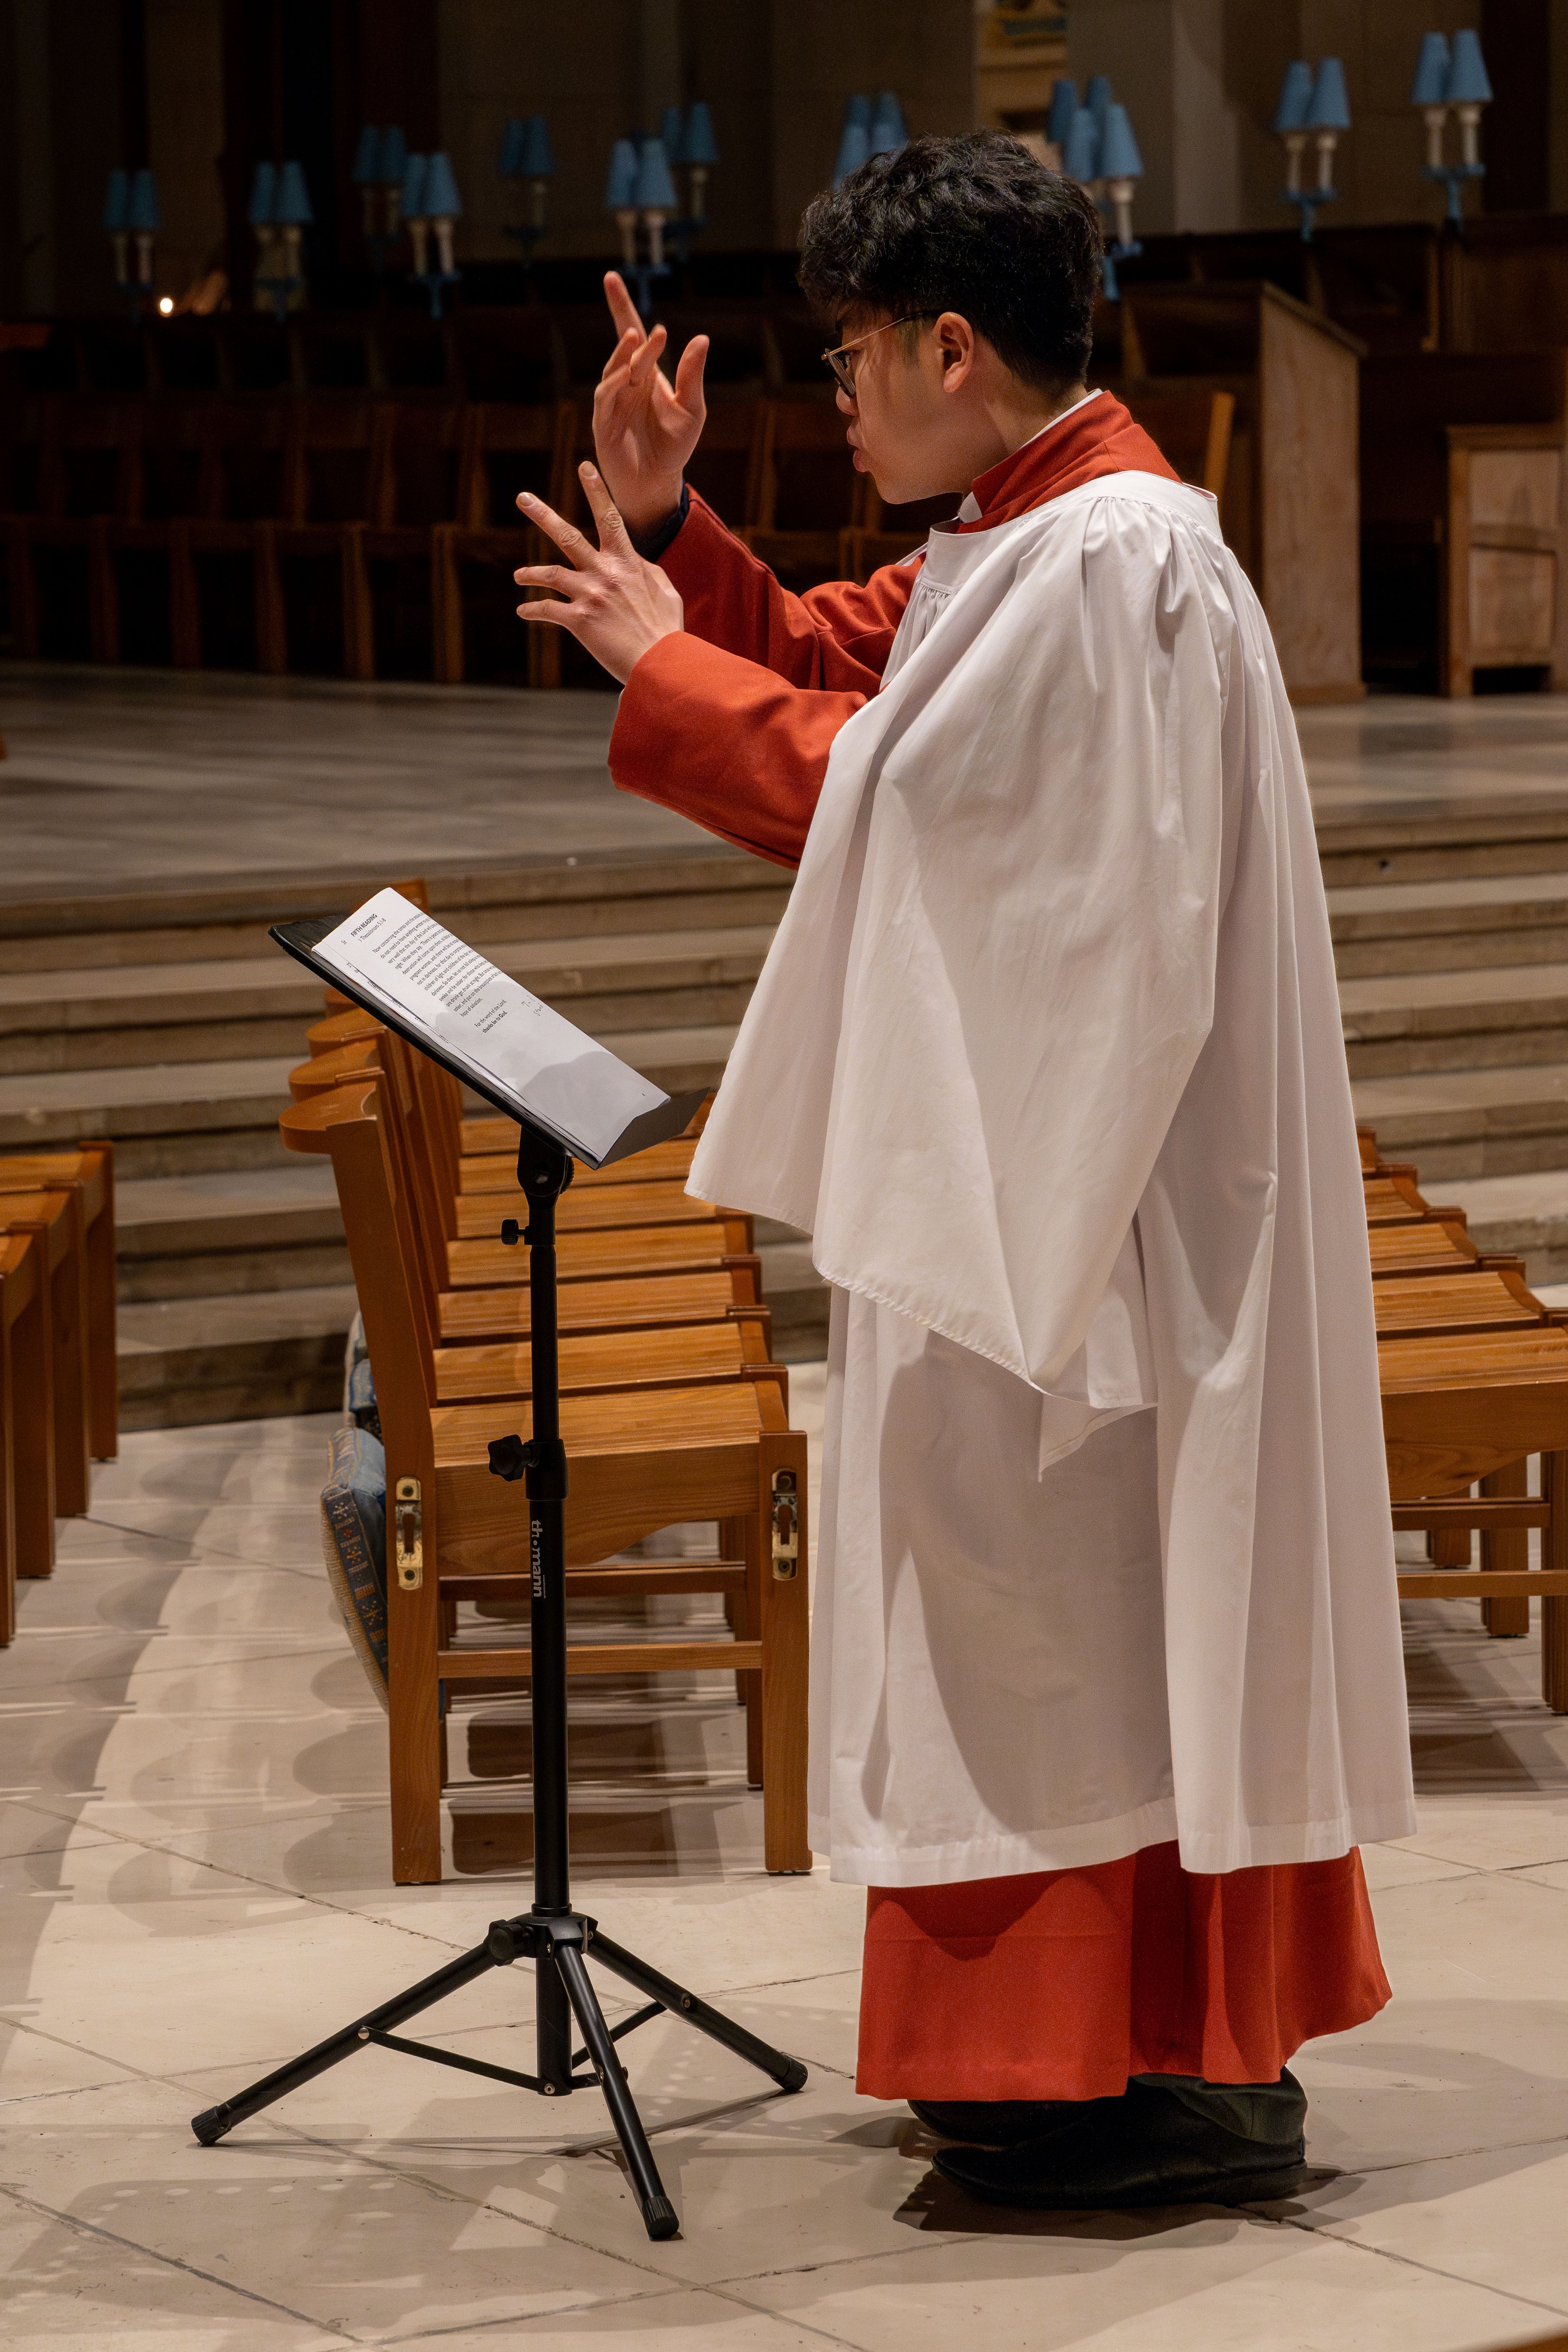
left=953, top=387, right=1104, bottom=524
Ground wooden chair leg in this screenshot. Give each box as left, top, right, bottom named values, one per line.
left=1544, top=1450, right=1568, bottom=1713
left=432, top=530, right=463, bottom=685
left=0, top=1312, right=15, bottom=1644
left=1481, top=1460, right=1531, bottom=1636
left=758, top=1431, right=810, bottom=1872
left=722, top=1512, right=764, bottom=1788
left=254, top=524, right=287, bottom=675
left=47, top=1231, right=90, bottom=1517
left=89, top=519, right=119, bottom=663
left=387, top=1472, right=443, bottom=1883
left=169, top=522, right=201, bottom=667
left=80, top=1144, right=118, bottom=1460
left=1430, top=1515, right=1472, bottom=1568
left=9, top=528, right=40, bottom=657
left=341, top=526, right=374, bottom=681
left=12, top=1249, right=55, bottom=1578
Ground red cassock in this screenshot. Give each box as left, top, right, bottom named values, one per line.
left=611, top=394, right=1389, bottom=2097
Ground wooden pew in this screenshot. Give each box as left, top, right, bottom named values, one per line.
left=0, top=1188, right=90, bottom=1515
left=284, top=1074, right=809, bottom=1883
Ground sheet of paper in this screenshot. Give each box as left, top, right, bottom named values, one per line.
left=312, top=888, right=665, bottom=1162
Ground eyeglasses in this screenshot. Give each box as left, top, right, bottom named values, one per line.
left=820, top=313, right=936, bottom=396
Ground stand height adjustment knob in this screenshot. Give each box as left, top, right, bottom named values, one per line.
left=500, top=1218, right=531, bottom=1246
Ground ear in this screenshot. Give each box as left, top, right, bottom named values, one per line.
left=933, top=311, right=977, bottom=394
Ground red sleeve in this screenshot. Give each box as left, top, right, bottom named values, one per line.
left=608, top=492, right=920, bottom=870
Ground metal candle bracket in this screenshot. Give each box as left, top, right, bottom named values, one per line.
left=188, top=1111, right=807, bottom=2243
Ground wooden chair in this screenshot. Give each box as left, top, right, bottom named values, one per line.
left=434, top=399, right=575, bottom=686
left=172, top=402, right=292, bottom=673
left=682, top=397, right=770, bottom=534
left=283, top=1074, right=809, bottom=1883
left=0, top=1186, right=91, bottom=1515
left=270, top=400, right=389, bottom=679
left=1124, top=388, right=1236, bottom=502
left=743, top=400, right=871, bottom=594
left=0, top=1144, right=116, bottom=1458
left=0, top=1228, right=55, bottom=1643
left=1382, top=1326, right=1568, bottom=1702
left=360, top=402, right=467, bottom=680
left=102, top=399, right=212, bottom=666
left=3, top=398, right=141, bottom=660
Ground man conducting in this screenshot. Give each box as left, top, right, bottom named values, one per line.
left=509, top=132, right=1416, bottom=2211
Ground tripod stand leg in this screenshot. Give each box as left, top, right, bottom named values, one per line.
left=588, top=1931, right=808, bottom=2092
left=190, top=1940, right=498, bottom=2145
left=554, top=1941, right=679, bottom=2240
left=537, top=1937, right=573, bottom=2094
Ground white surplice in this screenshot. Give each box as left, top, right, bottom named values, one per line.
left=689, top=469, right=1417, bottom=1886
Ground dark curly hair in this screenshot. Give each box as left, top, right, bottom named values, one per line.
left=798, top=131, right=1103, bottom=393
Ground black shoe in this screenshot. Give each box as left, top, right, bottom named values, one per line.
left=909, top=2096, right=1108, bottom=2146
left=933, top=2070, right=1309, bottom=2211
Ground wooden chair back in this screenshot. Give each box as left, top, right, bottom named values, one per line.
left=37, top=399, right=142, bottom=520
left=684, top=397, right=769, bottom=531
left=1124, top=388, right=1236, bottom=497
left=284, top=401, right=389, bottom=525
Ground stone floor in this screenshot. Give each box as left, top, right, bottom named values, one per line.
left=4, top=664, right=1568, bottom=904
left=5, top=1392, right=1568, bottom=2350
left=0, top=665, right=704, bottom=903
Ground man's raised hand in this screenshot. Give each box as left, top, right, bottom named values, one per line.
left=591, top=271, right=707, bottom=539
left=513, top=462, right=684, bottom=684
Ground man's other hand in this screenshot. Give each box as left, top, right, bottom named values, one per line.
left=514, top=464, right=684, bottom=684
left=592, top=271, right=707, bottom=539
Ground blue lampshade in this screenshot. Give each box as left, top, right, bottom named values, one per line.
left=126, top=167, right=163, bottom=232
left=869, top=90, right=906, bottom=154
left=1306, top=57, right=1351, bottom=131
left=520, top=114, right=556, bottom=176
left=247, top=160, right=277, bottom=227
left=1100, top=102, right=1143, bottom=182
left=660, top=105, right=688, bottom=166
left=401, top=152, right=429, bottom=221
left=1084, top=74, right=1114, bottom=137
left=352, top=125, right=382, bottom=185
left=1445, top=28, right=1492, bottom=105
left=1046, top=79, right=1078, bottom=150
left=633, top=137, right=678, bottom=211
left=274, top=160, right=314, bottom=228
left=833, top=121, right=871, bottom=187
left=1271, top=59, right=1314, bottom=133
left=424, top=150, right=462, bottom=219
left=1409, top=32, right=1451, bottom=107
left=381, top=126, right=407, bottom=186
left=498, top=117, right=525, bottom=177
left=102, top=167, right=129, bottom=232
left=1063, top=107, right=1101, bottom=183
left=843, top=93, right=871, bottom=130
left=604, top=138, right=639, bottom=210
left=685, top=102, right=718, bottom=167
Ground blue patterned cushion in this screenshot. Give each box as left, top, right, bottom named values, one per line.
left=320, top=1423, right=388, bottom=1706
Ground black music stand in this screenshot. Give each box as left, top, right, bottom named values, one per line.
left=191, top=930, right=807, bottom=2240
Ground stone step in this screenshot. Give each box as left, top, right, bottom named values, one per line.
left=1315, top=807, right=1568, bottom=891
left=1340, top=961, right=1568, bottom=1078
left=0, top=924, right=776, bottom=1075
left=1330, top=873, right=1568, bottom=977
left=1418, top=1168, right=1568, bottom=1288
left=114, top=1163, right=350, bottom=1301
left=0, top=855, right=792, bottom=974
left=0, top=1023, right=739, bottom=1178
left=1351, top=1061, right=1568, bottom=1180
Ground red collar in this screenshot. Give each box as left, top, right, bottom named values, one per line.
left=959, top=392, right=1178, bottom=532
